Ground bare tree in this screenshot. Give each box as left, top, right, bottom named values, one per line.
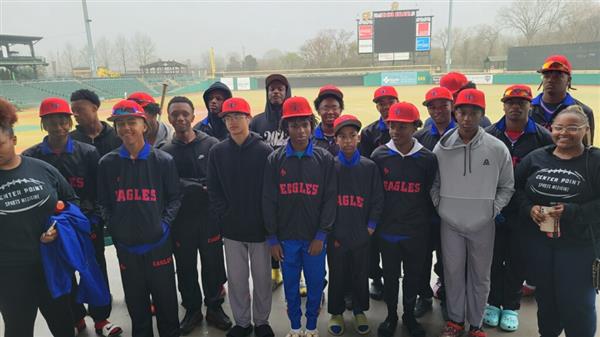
left=299, top=29, right=353, bottom=68
left=95, top=37, right=113, bottom=69
left=131, top=32, right=156, bottom=69
left=114, top=35, right=130, bottom=73
left=61, top=43, right=78, bottom=75
left=499, top=0, right=564, bottom=45
left=553, top=0, right=600, bottom=43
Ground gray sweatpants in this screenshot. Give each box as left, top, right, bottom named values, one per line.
left=441, top=221, right=495, bottom=327
left=223, top=238, right=272, bottom=327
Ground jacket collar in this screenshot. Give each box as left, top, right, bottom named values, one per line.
left=119, top=142, right=151, bottom=160
left=40, top=136, right=74, bottom=155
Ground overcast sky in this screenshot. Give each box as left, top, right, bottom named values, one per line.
left=2, top=0, right=508, bottom=63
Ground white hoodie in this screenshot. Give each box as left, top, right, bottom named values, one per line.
left=430, top=127, right=515, bottom=233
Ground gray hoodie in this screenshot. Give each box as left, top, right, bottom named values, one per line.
left=430, top=127, right=514, bottom=234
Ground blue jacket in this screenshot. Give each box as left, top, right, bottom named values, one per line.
left=40, top=202, right=110, bottom=306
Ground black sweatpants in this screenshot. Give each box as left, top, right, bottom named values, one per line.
left=172, top=217, right=226, bottom=311
left=418, top=218, right=445, bottom=300
left=488, top=221, right=523, bottom=310
left=71, top=222, right=112, bottom=323
left=0, top=263, right=74, bottom=337
left=116, top=239, right=180, bottom=337
left=327, top=241, right=370, bottom=315
left=380, top=236, right=428, bottom=318
left=369, top=234, right=383, bottom=280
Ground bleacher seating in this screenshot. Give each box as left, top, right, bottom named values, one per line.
left=81, top=78, right=157, bottom=98
left=0, top=81, right=50, bottom=106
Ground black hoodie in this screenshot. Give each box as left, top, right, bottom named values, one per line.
left=70, top=121, right=122, bottom=157
left=249, top=81, right=292, bottom=149
left=207, top=132, right=273, bottom=242
left=193, top=82, right=232, bottom=141
left=162, top=130, right=219, bottom=237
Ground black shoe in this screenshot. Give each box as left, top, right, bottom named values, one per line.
left=254, top=324, right=275, bottom=337
left=226, top=325, right=253, bottom=337
left=440, top=301, right=449, bottom=321
left=206, top=306, right=233, bottom=331
left=370, top=279, right=384, bottom=301
left=413, top=297, right=433, bottom=318
left=344, top=294, right=353, bottom=311
left=402, top=314, right=425, bottom=337
left=180, top=309, right=203, bottom=335
left=377, top=316, right=398, bottom=337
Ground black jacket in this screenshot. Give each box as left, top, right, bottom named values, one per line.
left=249, top=81, right=292, bottom=149
left=332, top=151, right=384, bottom=249
left=414, top=120, right=457, bottom=151
left=359, top=118, right=390, bottom=158
left=530, top=93, right=595, bottom=145
left=371, top=141, right=438, bottom=238
left=70, top=121, right=122, bottom=157
left=0, top=157, right=78, bottom=266
left=162, top=131, right=219, bottom=237
left=263, top=141, right=337, bottom=243
left=207, top=132, right=273, bottom=242
left=97, top=143, right=181, bottom=246
left=193, top=82, right=232, bottom=141
left=22, top=137, right=100, bottom=217
left=312, top=123, right=338, bottom=155
left=514, top=146, right=600, bottom=247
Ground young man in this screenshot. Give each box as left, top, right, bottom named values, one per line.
left=312, top=85, right=344, bottom=155
left=70, top=89, right=122, bottom=156
left=208, top=97, right=274, bottom=337
left=413, top=86, right=455, bottom=319
left=162, top=96, right=231, bottom=335
left=250, top=73, right=292, bottom=290
left=371, top=102, right=438, bottom=337
left=263, top=96, right=337, bottom=337
left=531, top=54, right=595, bottom=144
left=22, top=97, right=122, bottom=337
left=127, top=92, right=174, bottom=149
left=431, top=89, right=515, bottom=337
left=97, top=100, right=181, bottom=337
left=483, top=85, right=553, bottom=332
left=194, top=81, right=233, bottom=141
left=359, top=85, right=398, bottom=301
left=327, top=115, right=384, bottom=336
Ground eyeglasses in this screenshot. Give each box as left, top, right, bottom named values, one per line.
left=551, top=125, right=588, bottom=133
left=223, top=114, right=246, bottom=122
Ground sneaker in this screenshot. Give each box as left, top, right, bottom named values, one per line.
left=377, top=315, right=397, bottom=337
left=206, top=306, right=233, bottom=331
left=499, top=310, right=519, bottom=332
left=94, top=320, right=123, bottom=337
left=286, top=329, right=304, bottom=337
left=254, top=324, right=275, bottom=337
left=179, top=309, right=203, bottom=335
left=305, top=329, right=319, bottom=337
left=353, top=312, right=370, bottom=335
left=467, top=327, right=486, bottom=337
left=272, top=268, right=283, bottom=291
left=300, top=276, right=307, bottom=297
left=369, top=279, right=384, bottom=301
left=402, top=314, right=425, bottom=337
left=226, top=325, right=254, bottom=337
left=328, top=315, right=344, bottom=336
left=413, top=297, right=433, bottom=318
left=482, top=305, right=500, bottom=327
left=439, top=321, right=464, bottom=337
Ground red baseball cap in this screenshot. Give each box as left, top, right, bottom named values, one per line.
left=39, top=97, right=72, bottom=117
left=455, top=89, right=486, bottom=110
left=538, top=55, right=572, bottom=75
left=440, top=72, right=469, bottom=94
left=108, top=100, right=147, bottom=121
left=386, top=102, right=420, bottom=123
left=373, top=86, right=398, bottom=102
left=333, top=114, right=361, bottom=135
left=282, top=96, right=313, bottom=119
left=221, top=97, right=251, bottom=116
left=127, top=92, right=156, bottom=108
left=317, top=84, right=343, bottom=100
left=501, top=85, right=533, bottom=102
left=423, top=87, right=454, bottom=106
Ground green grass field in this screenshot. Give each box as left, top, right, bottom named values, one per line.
left=14, top=85, right=600, bottom=153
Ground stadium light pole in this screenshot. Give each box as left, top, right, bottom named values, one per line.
left=445, top=0, right=453, bottom=72
left=81, top=0, right=97, bottom=76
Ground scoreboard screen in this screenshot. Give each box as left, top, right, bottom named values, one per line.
left=373, top=10, right=417, bottom=53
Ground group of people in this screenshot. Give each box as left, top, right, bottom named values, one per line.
left=0, top=54, right=597, bottom=337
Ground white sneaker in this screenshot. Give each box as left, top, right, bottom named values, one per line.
left=305, top=329, right=319, bottom=337
left=286, top=329, right=305, bottom=337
